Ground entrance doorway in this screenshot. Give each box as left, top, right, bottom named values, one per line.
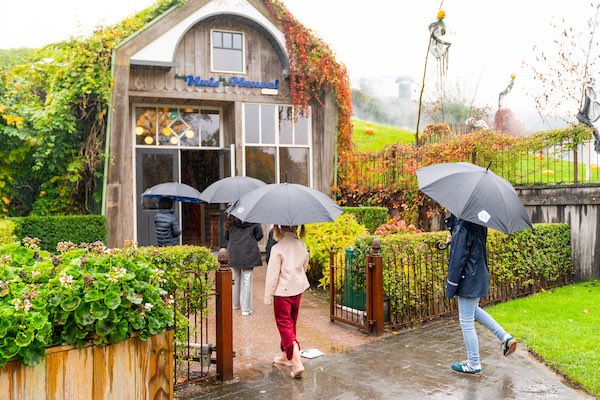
left=135, top=148, right=231, bottom=247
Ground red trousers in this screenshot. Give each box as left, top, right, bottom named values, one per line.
left=274, top=294, right=302, bottom=360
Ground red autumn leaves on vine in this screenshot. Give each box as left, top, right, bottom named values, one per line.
left=262, top=0, right=354, bottom=173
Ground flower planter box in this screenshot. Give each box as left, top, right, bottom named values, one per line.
left=0, top=330, right=173, bottom=400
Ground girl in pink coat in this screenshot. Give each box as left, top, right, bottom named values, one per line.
left=264, top=225, right=310, bottom=379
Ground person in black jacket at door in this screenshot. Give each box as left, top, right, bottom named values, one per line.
left=154, top=197, right=181, bottom=247
left=225, top=215, right=264, bottom=316
left=445, top=216, right=517, bottom=376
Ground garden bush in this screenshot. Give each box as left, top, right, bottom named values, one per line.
left=304, top=214, right=369, bottom=287
left=0, top=219, right=16, bottom=245
left=341, top=206, right=388, bottom=233
left=12, top=215, right=107, bottom=251
left=0, top=240, right=217, bottom=367
left=352, top=223, right=572, bottom=324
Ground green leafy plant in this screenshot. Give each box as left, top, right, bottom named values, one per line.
left=0, top=239, right=217, bottom=367
left=304, top=214, right=368, bottom=288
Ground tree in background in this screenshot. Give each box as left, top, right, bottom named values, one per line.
left=528, top=2, right=600, bottom=124
left=423, top=84, right=491, bottom=130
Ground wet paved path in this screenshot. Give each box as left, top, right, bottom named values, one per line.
left=179, top=266, right=591, bottom=400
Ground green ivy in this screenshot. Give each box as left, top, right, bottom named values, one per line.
left=341, top=206, right=389, bottom=234
left=0, top=0, right=186, bottom=216
left=0, top=240, right=216, bottom=367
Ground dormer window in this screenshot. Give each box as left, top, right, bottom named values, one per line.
left=211, top=30, right=245, bottom=73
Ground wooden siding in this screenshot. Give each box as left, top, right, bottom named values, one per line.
left=0, top=331, right=173, bottom=400
left=129, top=15, right=290, bottom=99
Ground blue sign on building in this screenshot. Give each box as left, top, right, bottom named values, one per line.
left=175, top=74, right=279, bottom=89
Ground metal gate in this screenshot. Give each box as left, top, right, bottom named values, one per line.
left=329, top=239, right=384, bottom=335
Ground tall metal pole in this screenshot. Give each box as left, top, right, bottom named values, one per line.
left=415, top=38, right=433, bottom=146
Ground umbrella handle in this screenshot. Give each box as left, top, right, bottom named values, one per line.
left=435, top=241, right=449, bottom=250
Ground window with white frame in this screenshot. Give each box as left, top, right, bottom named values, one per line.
left=133, top=106, right=221, bottom=148
left=211, top=30, right=244, bottom=73
left=243, top=104, right=311, bottom=185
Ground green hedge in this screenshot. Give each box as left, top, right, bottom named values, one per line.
left=342, top=206, right=388, bottom=233
left=0, top=242, right=217, bottom=367
left=0, top=219, right=16, bottom=245
left=12, top=215, right=107, bottom=251
left=351, top=224, right=572, bottom=326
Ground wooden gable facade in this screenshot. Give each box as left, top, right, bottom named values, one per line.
left=105, top=0, right=337, bottom=247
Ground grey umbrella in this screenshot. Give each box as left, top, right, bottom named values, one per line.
left=199, top=176, right=267, bottom=203
left=142, top=182, right=204, bottom=203
left=230, top=183, right=343, bottom=225
left=416, top=162, right=532, bottom=234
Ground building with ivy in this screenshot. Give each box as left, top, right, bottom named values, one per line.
left=105, top=0, right=345, bottom=247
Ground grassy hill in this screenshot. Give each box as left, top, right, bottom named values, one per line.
left=351, top=119, right=415, bottom=152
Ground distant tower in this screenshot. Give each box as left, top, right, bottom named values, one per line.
left=396, top=76, right=414, bottom=100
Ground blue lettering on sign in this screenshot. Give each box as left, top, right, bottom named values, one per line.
left=228, top=77, right=279, bottom=89
left=175, top=74, right=278, bottom=89
left=184, top=76, right=220, bottom=87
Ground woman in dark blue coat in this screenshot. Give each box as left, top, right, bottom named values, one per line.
left=445, top=216, right=517, bottom=376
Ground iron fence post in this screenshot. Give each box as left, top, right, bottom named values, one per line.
left=329, top=246, right=335, bottom=322
left=369, top=238, right=385, bottom=335
left=216, top=248, right=233, bottom=381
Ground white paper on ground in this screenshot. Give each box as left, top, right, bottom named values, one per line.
left=300, top=348, right=325, bottom=359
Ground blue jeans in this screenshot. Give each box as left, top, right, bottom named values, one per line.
left=457, top=296, right=507, bottom=367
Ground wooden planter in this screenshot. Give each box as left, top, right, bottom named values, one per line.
left=0, top=330, right=173, bottom=400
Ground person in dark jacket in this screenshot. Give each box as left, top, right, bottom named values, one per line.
left=225, top=216, right=264, bottom=315
left=154, top=198, right=181, bottom=247
left=265, top=224, right=278, bottom=264
left=445, top=217, right=517, bottom=376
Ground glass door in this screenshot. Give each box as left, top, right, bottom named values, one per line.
left=181, top=149, right=231, bottom=247
left=136, top=148, right=179, bottom=246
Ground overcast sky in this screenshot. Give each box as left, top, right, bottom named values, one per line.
left=0, top=0, right=596, bottom=127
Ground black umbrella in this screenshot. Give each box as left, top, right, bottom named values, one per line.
left=142, top=182, right=203, bottom=203
left=199, top=176, right=266, bottom=203
left=230, top=183, right=343, bottom=225
left=416, top=162, right=532, bottom=234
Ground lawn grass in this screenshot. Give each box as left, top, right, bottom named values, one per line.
left=487, top=281, right=600, bottom=397
left=351, top=119, right=415, bottom=152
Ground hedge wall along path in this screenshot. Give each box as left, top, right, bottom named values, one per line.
left=12, top=215, right=107, bottom=251
left=353, top=223, right=572, bottom=328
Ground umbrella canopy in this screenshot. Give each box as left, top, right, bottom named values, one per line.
left=141, top=182, right=203, bottom=203
left=230, top=183, right=343, bottom=225
left=416, top=162, right=532, bottom=234
left=199, top=176, right=267, bottom=203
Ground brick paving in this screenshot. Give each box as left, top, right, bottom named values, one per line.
left=177, top=265, right=592, bottom=400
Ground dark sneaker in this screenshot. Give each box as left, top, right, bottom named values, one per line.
left=502, top=337, right=517, bottom=356
left=451, top=361, right=482, bottom=376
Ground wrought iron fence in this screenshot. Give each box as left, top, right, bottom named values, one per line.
left=173, top=270, right=217, bottom=387
left=172, top=250, right=234, bottom=387
left=382, top=241, right=573, bottom=330
left=329, top=246, right=368, bottom=330
left=340, top=139, right=600, bottom=191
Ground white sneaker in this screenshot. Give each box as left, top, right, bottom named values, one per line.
left=241, top=311, right=252, bottom=316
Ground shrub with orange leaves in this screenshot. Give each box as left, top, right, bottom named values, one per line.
left=364, top=127, right=375, bottom=135
left=375, top=216, right=422, bottom=236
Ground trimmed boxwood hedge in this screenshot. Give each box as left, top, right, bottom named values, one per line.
left=351, top=223, right=572, bottom=325
left=0, top=219, right=16, bottom=246
left=342, top=206, right=388, bottom=234
left=12, top=215, right=107, bottom=251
